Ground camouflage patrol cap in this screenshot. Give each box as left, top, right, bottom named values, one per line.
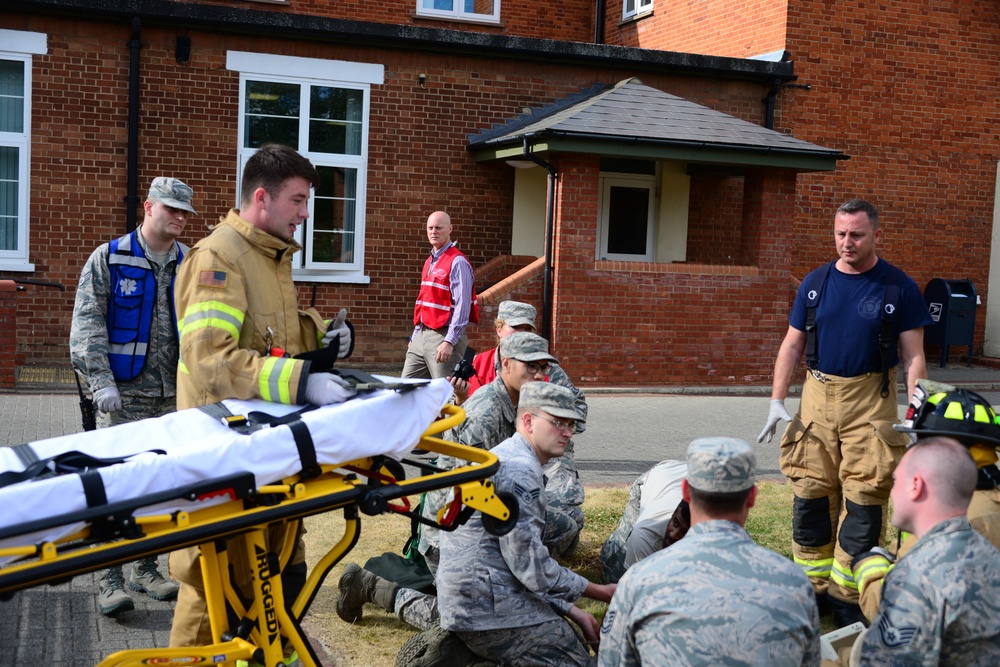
left=519, top=381, right=585, bottom=422
left=499, top=331, right=557, bottom=364
left=686, top=437, right=756, bottom=493
left=147, top=177, right=197, bottom=214
left=498, top=300, right=536, bottom=330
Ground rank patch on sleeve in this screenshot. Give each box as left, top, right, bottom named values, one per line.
left=200, top=270, right=227, bottom=288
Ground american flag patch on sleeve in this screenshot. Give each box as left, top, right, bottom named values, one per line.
left=200, top=270, right=227, bottom=288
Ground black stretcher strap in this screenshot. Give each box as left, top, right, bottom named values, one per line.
left=0, top=448, right=165, bottom=489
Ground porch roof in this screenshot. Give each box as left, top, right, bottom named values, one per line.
left=467, top=78, right=848, bottom=172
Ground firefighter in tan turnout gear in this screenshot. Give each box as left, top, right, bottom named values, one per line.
left=168, top=144, right=354, bottom=654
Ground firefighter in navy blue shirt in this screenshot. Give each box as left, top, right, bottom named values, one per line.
left=757, top=198, right=932, bottom=627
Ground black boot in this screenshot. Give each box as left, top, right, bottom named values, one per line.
left=829, top=595, right=868, bottom=628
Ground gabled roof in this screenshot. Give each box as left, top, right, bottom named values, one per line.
left=468, top=78, right=848, bottom=172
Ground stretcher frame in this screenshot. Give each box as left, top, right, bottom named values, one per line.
left=0, top=404, right=513, bottom=667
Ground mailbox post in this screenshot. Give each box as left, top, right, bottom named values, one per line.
left=924, top=278, right=977, bottom=367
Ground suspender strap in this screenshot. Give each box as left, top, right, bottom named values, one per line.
left=878, top=281, right=901, bottom=398
left=803, top=263, right=833, bottom=369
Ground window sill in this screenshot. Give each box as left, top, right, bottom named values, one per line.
left=619, top=9, right=654, bottom=26
left=413, top=12, right=503, bottom=27
left=293, top=270, right=371, bottom=285
left=0, top=261, right=36, bottom=273
left=594, top=260, right=759, bottom=277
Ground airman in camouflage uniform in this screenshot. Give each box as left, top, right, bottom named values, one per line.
left=438, top=382, right=614, bottom=666
left=858, top=438, right=1000, bottom=665
left=69, top=177, right=194, bottom=616
left=600, top=460, right=688, bottom=583
left=419, top=331, right=582, bottom=568
left=462, top=300, right=588, bottom=557
left=599, top=437, right=820, bottom=667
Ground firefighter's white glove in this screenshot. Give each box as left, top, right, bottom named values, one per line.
left=321, top=308, right=353, bottom=359
left=304, top=372, right=357, bottom=406
left=757, top=399, right=792, bottom=443
left=94, top=386, right=123, bottom=413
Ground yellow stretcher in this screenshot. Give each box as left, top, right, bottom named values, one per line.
left=0, top=405, right=516, bottom=667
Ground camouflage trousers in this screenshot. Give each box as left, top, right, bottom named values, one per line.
left=97, top=395, right=176, bottom=428
left=599, top=472, right=644, bottom=583
left=455, top=617, right=594, bottom=666
left=395, top=588, right=439, bottom=631
left=543, top=454, right=585, bottom=558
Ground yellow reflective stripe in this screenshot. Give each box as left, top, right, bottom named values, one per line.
left=855, top=559, right=892, bottom=597
left=180, top=301, right=244, bottom=340
left=259, top=356, right=298, bottom=404
left=831, top=560, right=858, bottom=590
left=178, top=360, right=189, bottom=375
left=793, top=556, right=833, bottom=578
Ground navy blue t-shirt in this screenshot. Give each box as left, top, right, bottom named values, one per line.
left=789, top=259, right=932, bottom=377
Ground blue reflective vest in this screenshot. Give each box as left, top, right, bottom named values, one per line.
left=106, top=230, right=185, bottom=381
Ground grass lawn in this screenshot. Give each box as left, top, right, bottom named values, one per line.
left=301, top=479, right=871, bottom=665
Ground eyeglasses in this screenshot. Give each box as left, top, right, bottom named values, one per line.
left=530, top=413, right=579, bottom=434
left=521, top=361, right=551, bottom=376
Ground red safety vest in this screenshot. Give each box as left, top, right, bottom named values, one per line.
left=413, top=245, right=479, bottom=329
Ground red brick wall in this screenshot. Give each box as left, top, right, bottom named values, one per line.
left=603, top=0, right=787, bottom=58
left=687, top=175, right=745, bottom=264
left=548, top=155, right=798, bottom=385
left=174, top=0, right=595, bottom=42
left=2, top=12, right=777, bottom=384
left=782, top=0, right=1000, bottom=352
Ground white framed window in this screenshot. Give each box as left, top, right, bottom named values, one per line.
left=0, top=30, right=46, bottom=272
left=598, top=173, right=656, bottom=261
left=416, top=0, right=500, bottom=24
left=228, top=51, right=385, bottom=283
left=623, top=0, right=653, bottom=20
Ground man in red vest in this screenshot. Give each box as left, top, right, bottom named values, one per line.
left=402, top=211, right=479, bottom=378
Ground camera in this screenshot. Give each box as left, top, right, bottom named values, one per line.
left=452, top=357, right=476, bottom=381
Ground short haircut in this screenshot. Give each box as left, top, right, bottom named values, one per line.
left=837, top=198, right=880, bottom=230
left=688, top=485, right=753, bottom=515
left=907, top=436, right=978, bottom=510
left=241, top=144, right=320, bottom=207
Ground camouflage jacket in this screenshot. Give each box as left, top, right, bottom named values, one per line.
left=70, top=227, right=186, bottom=397
left=437, top=432, right=589, bottom=631
left=860, top=516, right=1000, bottom=666
left=599, top=520, right=820, bottom=667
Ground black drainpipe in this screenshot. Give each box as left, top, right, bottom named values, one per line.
left=595, top=0, right=606, bottom=44
left=762, top=77, right=780, bottom=130
left=520, top=138, right=558, bottom=342
left=125, top=18, right=142, bottom=233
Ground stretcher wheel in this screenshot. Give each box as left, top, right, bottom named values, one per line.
left=380, top=459, right=406, bottom=483
left=481, top=491, right=519, bottom=536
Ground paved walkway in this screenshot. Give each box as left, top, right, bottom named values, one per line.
left=2, top=361, right=998, bottom=664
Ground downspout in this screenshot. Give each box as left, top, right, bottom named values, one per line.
left=520, top=138, right=558, bottom=341
left=126, top=18, right=142, bottom=233
left=595, top=0, right=606, bottom=44
left=762, top=77, right=780, bottom=130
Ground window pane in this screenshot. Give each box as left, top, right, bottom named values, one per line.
left=309, top=87, right=363, bottom=155
left=607, top=186, right=649, bottom=255
left=469, top=0, right=495, bottom=13
left=244, top=80, right=300, bottom=148
left=0, top=146, right=19, bottom=251
left=0, top=60, right=25, bottom=134
left=422, top=0, right=454, bottom=9
left=312, top=166, right=357, bottom=263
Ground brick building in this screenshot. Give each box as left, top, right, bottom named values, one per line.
left=4, top=0, right=984, bottom=389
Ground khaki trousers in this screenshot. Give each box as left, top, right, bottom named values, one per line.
left=401, top=326, right=466, bottom=379
left=779, top=369, right=909, bottom=604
